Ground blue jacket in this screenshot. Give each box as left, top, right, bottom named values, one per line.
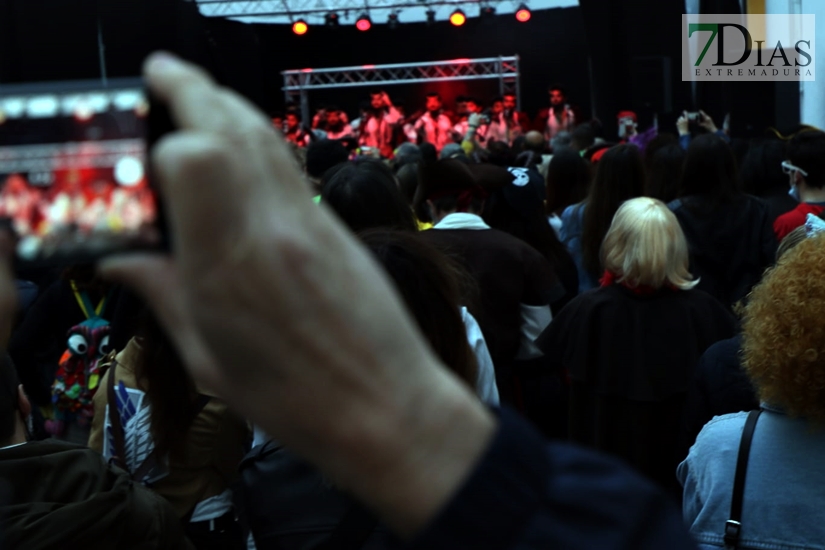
left=559, top=203, right=599, bottom=294
left=678, top=407, right=825, bottom=550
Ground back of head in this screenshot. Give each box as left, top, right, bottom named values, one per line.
left=305, top=139, right=350, bottom=180
left=643, top=133, right=678, bottom=169
left=602, top=197, right=696, bottom=290
left=646, top=144, right=686, bottom=204
left=135, top=309, right=198, bottom=461
left=739, top=139, right=787, bottom=196
left=550, top=131, right=573, bottom=152
left=0, top=353, right=19, bottom=446
left=742, top=234, right=825, bottom=423
left=322, top=160, right=417, bottom=233
left=396, top=162, right=420, bottom=206
left=582, top=144, right=646, bottom=276
left=359, top=229, right=477, bottom=387
left=571, top=123, right=595, bottom=152
left=788, top=129, right=825, bottom=189
left=524, top=131, right=546, bottom=154
left=416, top=159, right=484, bottom=215
left=486, top=141, right=514, bottom=167
left=546, top=147, right=591, bottom=214
left=679, top=133, right=741, bottom=203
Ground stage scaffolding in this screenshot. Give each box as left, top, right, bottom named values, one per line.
left=282, top=56, right=521, bottom=125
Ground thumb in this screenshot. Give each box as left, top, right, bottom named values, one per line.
left=98, top=254, right=223, bottom=392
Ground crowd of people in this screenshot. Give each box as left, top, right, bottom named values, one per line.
left=275, top=84, right=576, bottom=156
left=0, top=52, right=823, bottom=549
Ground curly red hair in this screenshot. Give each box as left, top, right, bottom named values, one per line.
left=742, top=234, right=825, bottom=423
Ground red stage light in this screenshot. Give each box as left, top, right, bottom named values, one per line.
left=292, top=20, right=308, bottom=35
left=515, top=4, right=531, bottom=22
left=449, top=9, right=466, bottom=26
left=356, top=13, right=372, bottom=31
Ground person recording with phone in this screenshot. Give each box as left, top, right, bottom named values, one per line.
left=676, top=109, right=729, bottom=150
left=358, top=90, right=401, bottom=158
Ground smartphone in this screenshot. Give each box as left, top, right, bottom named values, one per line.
left=0, top=78, right=166, bottom=266
left=687, top=112, right=702, bottom=121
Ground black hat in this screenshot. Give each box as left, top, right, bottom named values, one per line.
left=469, top=164, right=544, bottom=219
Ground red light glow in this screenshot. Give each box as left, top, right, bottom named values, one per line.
left=515, top=8, right=531, bottom=22
left=356, top=17, right=372, bottom=31
left=449, top=10, right=466, bottom=26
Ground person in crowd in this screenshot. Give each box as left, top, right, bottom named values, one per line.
left=550, top=131, right=573, bottom=153
left=283, top=110, right=310, bottom=148
left=88, top=310, right=250, bottom=549
left=679, top=233, right=825, bottom=549
left=453, top=97, right=486, bottom=143
left=416, top=160, right=563, bottom=409
left=545, top=147, right=591, bottom=238
left=539, top=197, right=737, bottom=496
left=560, top=144, right=645, bottom=293
left=396, top=162, right=432, bottom=230
left=570, top=122, right=596, bottom=154
left=669, top=133, right=776, bottom=309
left=643, top=133, right=679, bottom=168
left=321, top=106, right=353, bottom=141
left=321, top=159, right=418, bottom=233
left=535, top=84, right=576, bottom=141
left=617, top=110, right=657, bottom=151
left=93, top=53, right=698, bottom=550
left=0, top=354, right=190, bottom=549
left=391, top=142, right=421, bottom=173
left=739, top=139, right=796, bottom=224
left=358, top=90, right=401, bottom=158
left=679, top=216, right=822, bottom=461
left=773, top=129, right=825, bottom=240
left=486, top=97, right=516, bottom=146
left=240, top=227, right=499, bottom=549
left=304, top=139, right=350, bottom=199
left=514, top=131, right=546, bottom=170
left=271, top=112, right=284, bottom=134
left=484, top=140, right=515, bottom=167
left=676, top=110, right=729, bottom=150
left=8, top=265, right=133, bottom=443
left=646, top=143, right=686, bottom=204
left=413, top=92, right=453, bottom=153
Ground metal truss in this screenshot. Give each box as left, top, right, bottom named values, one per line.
left=195, top=0, right=472, bottom=18
left=283, top=57, right=521, bottom=122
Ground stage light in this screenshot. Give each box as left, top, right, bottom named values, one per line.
left=292, top=19, right=308, bottom=35
left=355, top=13, right=372, bottom=31
left=388, top=12, right=399, bottom=29
left=325, top=12, right=339, bottom=26
left=426, top=9, right=436, bottom=25
left=480, top=5, right=496, bottom=17
left=449, top=9, right=466, bottom=26
left=515, top=4, right=531, bottom=22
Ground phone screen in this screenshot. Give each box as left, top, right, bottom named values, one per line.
left=0, top=78, right=161, bottom=264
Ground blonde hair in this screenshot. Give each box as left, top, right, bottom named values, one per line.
left=601, top=197, right=697, bottom=290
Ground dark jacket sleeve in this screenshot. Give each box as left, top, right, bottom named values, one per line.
left=408, top=408, right=697, bottom=550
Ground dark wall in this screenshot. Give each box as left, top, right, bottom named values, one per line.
left=251, top=7, right=591, bottom=122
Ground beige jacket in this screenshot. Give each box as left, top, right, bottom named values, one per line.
left=88, top=338, right=249, bottom=518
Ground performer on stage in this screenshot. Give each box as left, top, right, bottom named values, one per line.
left=284, top=111, right=310, bottom=148
left=358, top=91, right=402, bottom=157
left=535, top=85, right=576, bottom=141
left=487, top=97, right=524, bottom=146
left=414, top=92, right=454, bottom=153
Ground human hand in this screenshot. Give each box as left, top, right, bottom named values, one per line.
left=676, top=111, right=690, bottom=136
left=699, top=110, right=718, bottom=133
left=468, top=113, right=484, bottom=129
left=101, top=52, right=494, bottom=538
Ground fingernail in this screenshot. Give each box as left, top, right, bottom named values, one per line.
left=147, top=51, right=180, bottom=71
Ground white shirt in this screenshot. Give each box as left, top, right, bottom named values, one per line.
left=414, top=112, right=454, bottom=153
left=462, top=307, right=499, bottom=405
left=359, top=108, right=402, bottom=149
left=433, top=212, right=490, bottom=230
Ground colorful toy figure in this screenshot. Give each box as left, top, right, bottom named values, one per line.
left=45, top=282, right=112, bottom=437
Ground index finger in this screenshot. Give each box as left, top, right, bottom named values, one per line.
left=143, top=52, right=268, bottom=136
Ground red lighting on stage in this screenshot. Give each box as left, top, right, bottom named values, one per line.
left=449, top=9, right=466, bottom=26
left=292, top=20, right=308, bottom=35
left=451, top=58, right=471, bottom=64
left=362, top=64, right=375, bottom=69
left=515, top=4, right=531, bottom=22
left=356, top=13, right=372, bottom=31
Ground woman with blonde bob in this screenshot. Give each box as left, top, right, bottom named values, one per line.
left=678, top=233, right=825, bottom=550
left=538, top=197, right=736, bottom=496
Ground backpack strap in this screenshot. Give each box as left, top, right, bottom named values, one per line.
left=106, top=361, right=129, bottom=472
left=724, top=409, right=762, bottom=550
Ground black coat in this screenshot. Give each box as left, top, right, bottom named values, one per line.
left=669, top=194, right=776, bottom=309
left=537, top=284, right=737, bottom=496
